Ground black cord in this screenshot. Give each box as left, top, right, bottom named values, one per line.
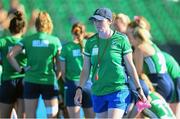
left=76, top=86, right=83, bottom=92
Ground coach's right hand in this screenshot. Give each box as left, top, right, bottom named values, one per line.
left=74, top=87, right=82, bottom=106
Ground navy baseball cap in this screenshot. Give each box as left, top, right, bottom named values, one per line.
left=89, top=7, right=113, bottom=21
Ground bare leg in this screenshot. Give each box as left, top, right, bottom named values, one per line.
left=67, top=106, right=81, bottom=118
left=44, top=98, right=59, bottom=118
left=170, top=103, right=176, bottom=114
left=24, top=99, right=38, bottom=118
left=57, top=102, right=69, bottom=118
left=171, top=103, right=180, bottom=118
left=108, top=108, right=125, bottom=119
left=0, top=103, right=13, bottom=118
left=96, top=111, right=108, bottom=118
left=176, top=103, right=180, bottom=119
left=83, top=107, right=95, bottom=118
left=16, top=99, right=25, bottom=118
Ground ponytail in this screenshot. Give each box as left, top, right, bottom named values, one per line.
left=9, top=10, right=25, bottom=34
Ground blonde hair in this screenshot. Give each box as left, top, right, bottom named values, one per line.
left=140, top=74, right=155, bottom=92
left=128, top=21, right=152, bottom=43
left=133, top=26, right=152, bottom=43
left=115, top=13, right=130, bottom=26
left=35, top=11, right=53, bottom=34
left=134, top=16, right=151, bottom=31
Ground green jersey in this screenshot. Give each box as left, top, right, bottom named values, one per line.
left=144, top=44, right=167, bottom=74
left=84, top=31, right=132, bottom=95
left=0, top=36, right=27, bottom=81
left=163, top=52, right=180, bottom=80
left=18, top=32, right=62, bottom=85
left=149, top=92, right=175, bottom=118
left=60, top=42, right=83, bottom=81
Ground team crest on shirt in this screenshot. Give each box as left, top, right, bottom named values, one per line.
left=92, top=45, right=98, bottom=55
left=32, top=40, right=49, bottom=47
left=73, top=49, right=81, bottom=57
left=111, top=40, right=119, bottom=48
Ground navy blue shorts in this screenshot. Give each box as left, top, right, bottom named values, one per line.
left=0, top=78, right=23, bottom=104
left=64, top=79, right=93, bottom=108
left=92, top=89, right=131, bottom=113
left=148, top=73, right=174, bottom=102
left=24, top=82, right=59, bottom=100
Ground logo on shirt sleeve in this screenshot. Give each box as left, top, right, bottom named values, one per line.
left=73, top=49, right=81, bottom=57
left=92, top=45, right=98, bottom=56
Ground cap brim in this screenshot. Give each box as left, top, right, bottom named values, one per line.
left=89, top=15, right=105, bottom=21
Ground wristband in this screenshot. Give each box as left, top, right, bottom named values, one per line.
left=76, top=86, right=83, bottom=91
left=20, top=67, right=25, bottom=74
left=136, top=87, right=142, bottom=92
